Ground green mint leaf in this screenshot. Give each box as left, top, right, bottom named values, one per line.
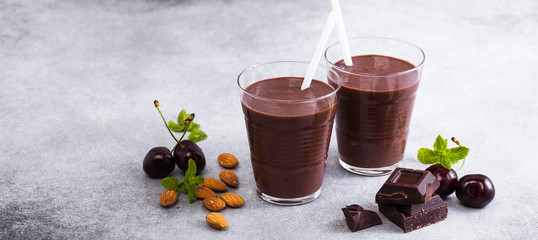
left=446, top=146, right=470, bottom=164
left=417, top=148, right=438, bottom=164
left=439, top=155, right=452, bottom=170
left=185, top=159, right=196, bottom=179
left=189, top=176, right=205, bottom=186
left=417, top=135, right=470, bottom=170
left=161, top=177, right=180, bottom=191
left=185, top=182, right=197, bottom=203
left=178, top=110, right=189, bottom=124
left=178, top=183, right=188, bottom=193
left=168, top=120, right=185, bottom=132
left=188, top=130, right=207, bottom=142
left=188, top=122, right=200, bottom=132
left=175, top=159, right=203, bottom=203
left=433, top=135, right=447, bottom=151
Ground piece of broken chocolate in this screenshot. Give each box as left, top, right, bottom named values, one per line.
left=396, top=194, right=445, bottom=215
left=342, top=204, right=382, bottom=232
left=378, top=195, right=448, bottom=233
left=375, top=168, right=440, bottom=205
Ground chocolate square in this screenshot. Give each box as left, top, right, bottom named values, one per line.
left=375, top=168, right=440, bottom=205
left=378, top=195, right=448, bottom=233
left=341, top=205, right=382, bottom=232
left=397, top=194, right=444, bottom=215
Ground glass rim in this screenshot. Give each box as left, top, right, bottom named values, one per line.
left=237, top=60, right=342, bottom=103
left=324, top=37, right=426, bottom=77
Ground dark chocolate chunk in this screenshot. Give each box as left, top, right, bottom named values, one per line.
left=342, top=204, right=382, bottom=232
left=397, top=194, right=444, bottom=215
left=375, top=168, right=440, bottom=205
left=378, top=197, right=448, bottom=233
left=343, top=204, right=364, bottom=214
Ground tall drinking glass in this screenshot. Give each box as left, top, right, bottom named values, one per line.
left=237, top=61, right=341, bottom=205
left=325, top=37, right=425, bottom=176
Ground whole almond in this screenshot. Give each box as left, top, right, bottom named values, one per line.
left=203, top=178, right=228, bottom=192
left=219, top=170, right=239, bottom=188
left=160, top=190, right=178, bottom=207
left=202, top=197, right=226, bottom=211
left=220, top=193, right=244, bottom=208
left=206, top=212, right=228, bottom=230
left=218, top=153, right=238, bottom=169
left=196, top=185, right=218, bottom=199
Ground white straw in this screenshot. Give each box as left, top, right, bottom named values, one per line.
left=331, top=0, right=353, bottom=66
left=301, top=11, right=337, bottom=90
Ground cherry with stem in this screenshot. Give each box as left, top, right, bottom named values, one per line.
left=153, top=100, right=205, bottom=174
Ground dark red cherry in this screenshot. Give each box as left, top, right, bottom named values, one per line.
left=173, top=140, right=205, bottom=174
left=143, top=147, right=175, bottom=178
left=456, top=174, right=495, bottom=208
left=425, top=164, right=458, bottom=198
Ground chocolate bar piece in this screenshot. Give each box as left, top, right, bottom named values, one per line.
left=341, top=205, right=382, bottom=232
left=378, top=196, right=448, bottom=233
left=397, top=194, right=444, bottom=215
left=375, top=168, right=440, bottom=205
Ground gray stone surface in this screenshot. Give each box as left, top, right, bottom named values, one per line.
left=1, top=0, right=537, bottom=239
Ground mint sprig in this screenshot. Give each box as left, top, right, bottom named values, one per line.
left=160, top=177, right=180, bottom=190
left=168, top=109, right=207, bottom=142
left=161, top=159, right=204, bottom=203
left=417, top=135, right=469, bottom=170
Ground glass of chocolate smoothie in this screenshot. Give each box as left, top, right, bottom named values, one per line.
left=324, top=37, right=425, bottom=176
left=237, top=61, right=341, bottom=205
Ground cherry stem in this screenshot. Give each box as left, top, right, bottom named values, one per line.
left=154, top=100, right=179, bottom=144
left=451, top=137, right=461, bottom=147
left=179, top=114, right=194, bottom=141
left=171, top=114, right=195, bottom=152
left=451, top=137, right=466, bottom=171
left=456, top=158, right=466, bottom=172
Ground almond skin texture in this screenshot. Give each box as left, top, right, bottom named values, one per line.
left=202, top=197, right=226, bottom=211
left=218, top=153, right=238, bottom=169
left=220, top=193, right=244, bottom=208
left=219, top=170, right=239, bottom=188
left=206, top=212, right=228, bottom=230
left=203, top=178, right=228, bottom=192
left=160, top=190, right=178, bottom=207
left=196, top=185, right=218, bottom=199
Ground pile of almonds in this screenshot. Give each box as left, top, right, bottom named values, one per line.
left=201, top=153, right=244, bottom=230
left=159, top=153, right=243, bottom=230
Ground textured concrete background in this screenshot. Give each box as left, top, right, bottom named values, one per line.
left=1, top=0, right=537, bottom=239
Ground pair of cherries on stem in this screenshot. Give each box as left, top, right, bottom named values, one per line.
left=143, top=101, right=206, bottom=178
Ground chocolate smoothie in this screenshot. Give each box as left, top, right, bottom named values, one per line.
left=331, top=55, right=420, bottom=168
left=241, top=77, right=337, bottom=198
